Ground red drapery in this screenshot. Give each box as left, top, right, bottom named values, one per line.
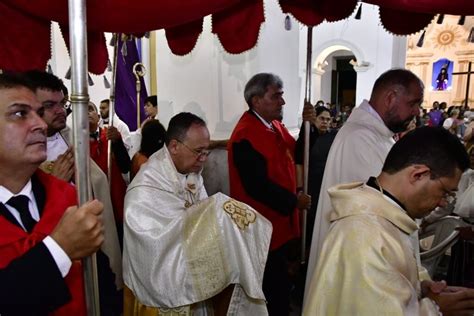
left=0, top=0, right=472, bottom=74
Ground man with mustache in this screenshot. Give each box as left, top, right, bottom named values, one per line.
left=0, top=73, right=104, bottom=314
left=228, top=73, right=311, bottom=315
left=305, top=68, right=424, bottom=300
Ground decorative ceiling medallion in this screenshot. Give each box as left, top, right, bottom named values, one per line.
left=438, top=30, right=454, bottom=45
left=430, top=25, right=462, bottom=51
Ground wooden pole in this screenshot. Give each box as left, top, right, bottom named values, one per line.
left=301, top=26, right=313, bottom=264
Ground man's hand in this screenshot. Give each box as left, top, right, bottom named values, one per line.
left=423, top=280, right=474, bottom=316
left=50, top=200, right=104, bottom=260
left=105, top=126, right=121, bottom=143
left=51, top=147, right=74, bottom=182
left=296, top=191, right=311, bottom=210
left=302, top=101, right=316, bottom=124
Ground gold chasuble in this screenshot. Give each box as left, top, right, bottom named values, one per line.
left=304, top=183, right=440, bottom=316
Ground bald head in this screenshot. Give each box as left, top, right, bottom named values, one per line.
left=369, top=69, right=424, bottom=133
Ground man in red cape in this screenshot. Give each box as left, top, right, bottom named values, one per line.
left=228, top=73, right=311, bottom=315
left=0, top=73, right=104, bottom=315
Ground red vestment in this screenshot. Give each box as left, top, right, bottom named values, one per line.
left=228, top=112, right=299, bottom=250
left=0, top=170, right=86, bottom=315
left=90, top=128, right=127, bottom=223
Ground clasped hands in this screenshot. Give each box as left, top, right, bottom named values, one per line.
left=422, top=280, right=474, bottom=316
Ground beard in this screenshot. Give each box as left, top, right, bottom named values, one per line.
left=276, top=109, right=283, bottom=122
left=386, top=117, right=413, bottom=133
left=384, top=107, right=414, bottom=133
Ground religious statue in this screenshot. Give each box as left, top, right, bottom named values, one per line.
left=436, top=67, right=449, bottom=91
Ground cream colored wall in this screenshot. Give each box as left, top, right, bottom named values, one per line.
left=406, top=15, right=474, bottom=108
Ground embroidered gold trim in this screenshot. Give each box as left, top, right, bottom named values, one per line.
left=223, top=199, right=256, bottom=230
left=158, top=306, right=191, bottom=315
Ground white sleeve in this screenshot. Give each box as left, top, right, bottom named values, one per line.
left=443, top=119, right=452, bottom=129
left=43, top=236, right=72, bottom=277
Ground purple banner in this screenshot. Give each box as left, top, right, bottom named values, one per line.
left=115, top=37, right=148, bottom=131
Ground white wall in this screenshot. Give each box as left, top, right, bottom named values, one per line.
left=50, top=2, right=304, bottom=138
left=305, top=4, right=407, bottom=107
left=152, top=0, right=302, bottom=138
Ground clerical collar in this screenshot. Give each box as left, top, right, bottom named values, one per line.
left=251, top=110, right=274, bottom=130
left=366, top=176, right=407, bottom=212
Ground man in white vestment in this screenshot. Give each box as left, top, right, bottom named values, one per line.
left=123, top=112, right=272, bottom=316
left=24, top=71, right=123, bottom=294
left=304, top=127, right=474, bottom=315
left=305, top=69, right=424, bottom=293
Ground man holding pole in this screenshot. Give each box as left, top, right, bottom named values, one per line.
left=24, top=70, right=123, bottom=288
left=0, top=73, right=104, bottom=314
left=228, top=73, right=311, bottom=315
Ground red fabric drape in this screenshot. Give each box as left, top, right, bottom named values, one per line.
left=280, top=0, right=358, bottom=26
left=0, top=0, right=473, bottom=73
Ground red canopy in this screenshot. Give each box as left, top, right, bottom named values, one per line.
left=0, top=0, right=472, bottom=74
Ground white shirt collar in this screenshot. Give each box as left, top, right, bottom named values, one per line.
left=46, top=132, right=69, bottom=161
left=0, top=180, right=34, bottom=205
left=252, top=110, right=273, bottom=130
left=0, top=180, right=40, bottom=228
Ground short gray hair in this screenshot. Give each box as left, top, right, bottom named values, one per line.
left=244, top=73, right=283, bottom=108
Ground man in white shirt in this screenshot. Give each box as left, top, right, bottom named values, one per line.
left=99, top=98, right=132, bottom=153
left=0, top=72, right=104, bottom=314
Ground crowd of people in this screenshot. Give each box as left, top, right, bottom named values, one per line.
left=1, top=68, right=474, bottom=316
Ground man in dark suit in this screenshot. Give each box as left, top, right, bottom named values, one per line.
left=0, top=72, right=104, bottom=315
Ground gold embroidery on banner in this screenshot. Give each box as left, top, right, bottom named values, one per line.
left=183, top=199, right=228, bottom=300
left=223, top=199, right=256, bottom=230
left=158, top=306, right=191, bottom=316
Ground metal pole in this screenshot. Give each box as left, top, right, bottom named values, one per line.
left=133, top=62, right=146, bottom=128
left=107, top=34, right=120, bottom=181
left=67, top=0, right=100, bottom=314
left=301, top=26, right=313, bottom=264
left=465, top=62, right=472, bottom=108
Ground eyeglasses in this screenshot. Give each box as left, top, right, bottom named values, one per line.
left=177, top=140, right=211, bottom=159
left=437, top=177, right=457, bottom=204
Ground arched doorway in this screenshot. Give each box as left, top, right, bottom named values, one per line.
left=312, top=41, right=370, bottom=109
